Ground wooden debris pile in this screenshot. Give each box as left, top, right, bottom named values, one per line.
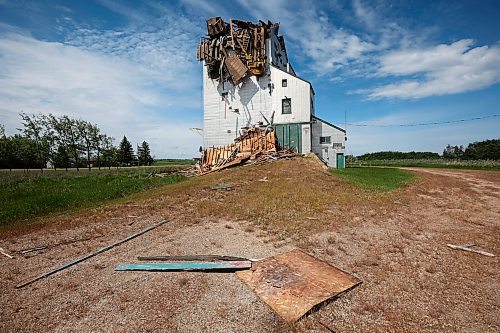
left=197, top=17, right=277, bottom=84
left=198, top=126, right=298, bottom=174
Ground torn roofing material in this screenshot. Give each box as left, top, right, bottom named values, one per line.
left=197, top=17, right=277, bottom=84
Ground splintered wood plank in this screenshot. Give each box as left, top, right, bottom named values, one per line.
left=236, top=249, right=361, bottom=322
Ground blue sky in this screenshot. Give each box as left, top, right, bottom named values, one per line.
left=0, top=0, right=499, bottom=157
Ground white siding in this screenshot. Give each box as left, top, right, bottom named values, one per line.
left=311, top=117, right=346, bottom=168
left=270, top=67, right=311, bottom=124
left=203, top=66, right=273, bottom=147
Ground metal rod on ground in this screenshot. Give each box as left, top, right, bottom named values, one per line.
left=19, top=246, right=47, bottom=254
left=15, top=219, right=168, bottom=289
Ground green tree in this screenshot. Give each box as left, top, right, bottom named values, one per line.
left=20, top=112, right=49, bottom=171
left=60, top=115, right=82, bottom=171
left=138, top=141, right=153, bottom=166
left=100, top=137, right=116, bottom=169
left=118, top=136, right=134, bottom=166
left=77, top=120, right=100, bottom=170
left=464, top=139, right=500, bottom=160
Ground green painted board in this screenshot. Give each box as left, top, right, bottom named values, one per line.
left=273, top=124, right=302, bottom=153
left=115, top=261, right=252, bottom=271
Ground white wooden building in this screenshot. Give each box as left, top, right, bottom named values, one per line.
left=200, top=19, right=346, bottom=168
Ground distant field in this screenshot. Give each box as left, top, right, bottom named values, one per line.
left=329, top=166, right=415, bottom=191
left=0, top=167, right=185, bottom=228
left=350, top=159, right=500, bottom=171
left=152, top=159, right=195, bottom=166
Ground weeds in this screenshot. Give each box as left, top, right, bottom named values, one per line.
left=0, top=168, right=185, bottom=227
left=329, top=167, right=415, bottom=191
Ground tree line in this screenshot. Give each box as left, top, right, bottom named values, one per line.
left=356, top=139, right=500, bottom=161
left=0, top=113, right=154, bottom=171
left=443, top=139, right=500, bottom=160
left=358, top=151, right=441, bottom=161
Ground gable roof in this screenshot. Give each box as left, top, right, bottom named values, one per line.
left=270, top=64, right=315, bottom=95
left=312, top=115, right=346, bottom=133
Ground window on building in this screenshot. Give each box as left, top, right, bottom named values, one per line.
left=282, top=79, right=287, bottom=87
left=333, top=142, right=343, bottom=149
left=282, top=98, right=291, bottom=114
left=320, top=136, right=331, bottom=144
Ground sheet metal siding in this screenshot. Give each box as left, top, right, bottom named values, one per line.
left=203, top=66, right=273, bottom=147
left=311, top=119, right=345, bottom=168
left=270, top=67, right=311, bottom=125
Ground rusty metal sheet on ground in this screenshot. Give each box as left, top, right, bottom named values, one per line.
left=236, top=249, right=361, bottom=322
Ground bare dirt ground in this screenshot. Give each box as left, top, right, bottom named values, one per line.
left=0, top=160, right=498, bottom=332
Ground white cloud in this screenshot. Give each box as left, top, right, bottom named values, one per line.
left=352, top=0, right=377, bottom=31
left=234, top=0, right=376, bottom=75
left=0, top=31, right=202, bottom=158
left=367, top=40, right=500, bottom=99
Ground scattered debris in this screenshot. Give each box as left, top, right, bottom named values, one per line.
left=137, top=255, right=251, bottom=262
left=0, top=247, right=14, bottom=259
left=19, top=246, right=47, bottom=254
left=199, top=126, right=277, bottom=174
left=210, top=183, right=234, bottom=191
left=198, top=126, right=300, bottom=175
left=447, top=243, right=495, bottom=257
left=198, top=17, right=275, bottom=84
left=236, top=249, right=361, bottom=322
left=15, top=219, right=168, bottom=289
left=115, top=261, right=252, bottom=272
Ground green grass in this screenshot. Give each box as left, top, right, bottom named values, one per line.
left=152, top=159, right=195, bottom=166
left=329, top=166, right=415, bottom=191
left=0, top=167, right=185, bottom=227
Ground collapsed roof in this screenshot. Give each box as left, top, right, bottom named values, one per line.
left=197, top=17, right=278, bottom=84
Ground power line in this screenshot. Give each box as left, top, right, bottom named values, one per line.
left=347, top=114, right=500, bottom=127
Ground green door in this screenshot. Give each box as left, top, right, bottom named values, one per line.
left=336, top=153, right=345, bottom=169
left=274, top=124, right=302, bottom=153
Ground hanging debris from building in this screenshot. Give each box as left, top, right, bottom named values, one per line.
left=197, top=17, right=277, bottom=84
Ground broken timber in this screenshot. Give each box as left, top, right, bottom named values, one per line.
left=0, top=247, right=14, bottom=259
left=116, top=261, right=252, bottom=272
left=15, top=219, right=168, bottom=289
left=198, top=17, right=272, bottom=84
left=447, top=243, right=495, bottom=257
left=199, top=126, right=278, bottom=174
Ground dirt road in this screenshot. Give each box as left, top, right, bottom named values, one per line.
left=0, top=162, right=498, bottom=332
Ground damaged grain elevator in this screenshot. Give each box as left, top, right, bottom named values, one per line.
left=198, top=17, right=346, bottom=168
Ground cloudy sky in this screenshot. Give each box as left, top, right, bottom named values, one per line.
left=0, top=0, right=499, bottom=157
